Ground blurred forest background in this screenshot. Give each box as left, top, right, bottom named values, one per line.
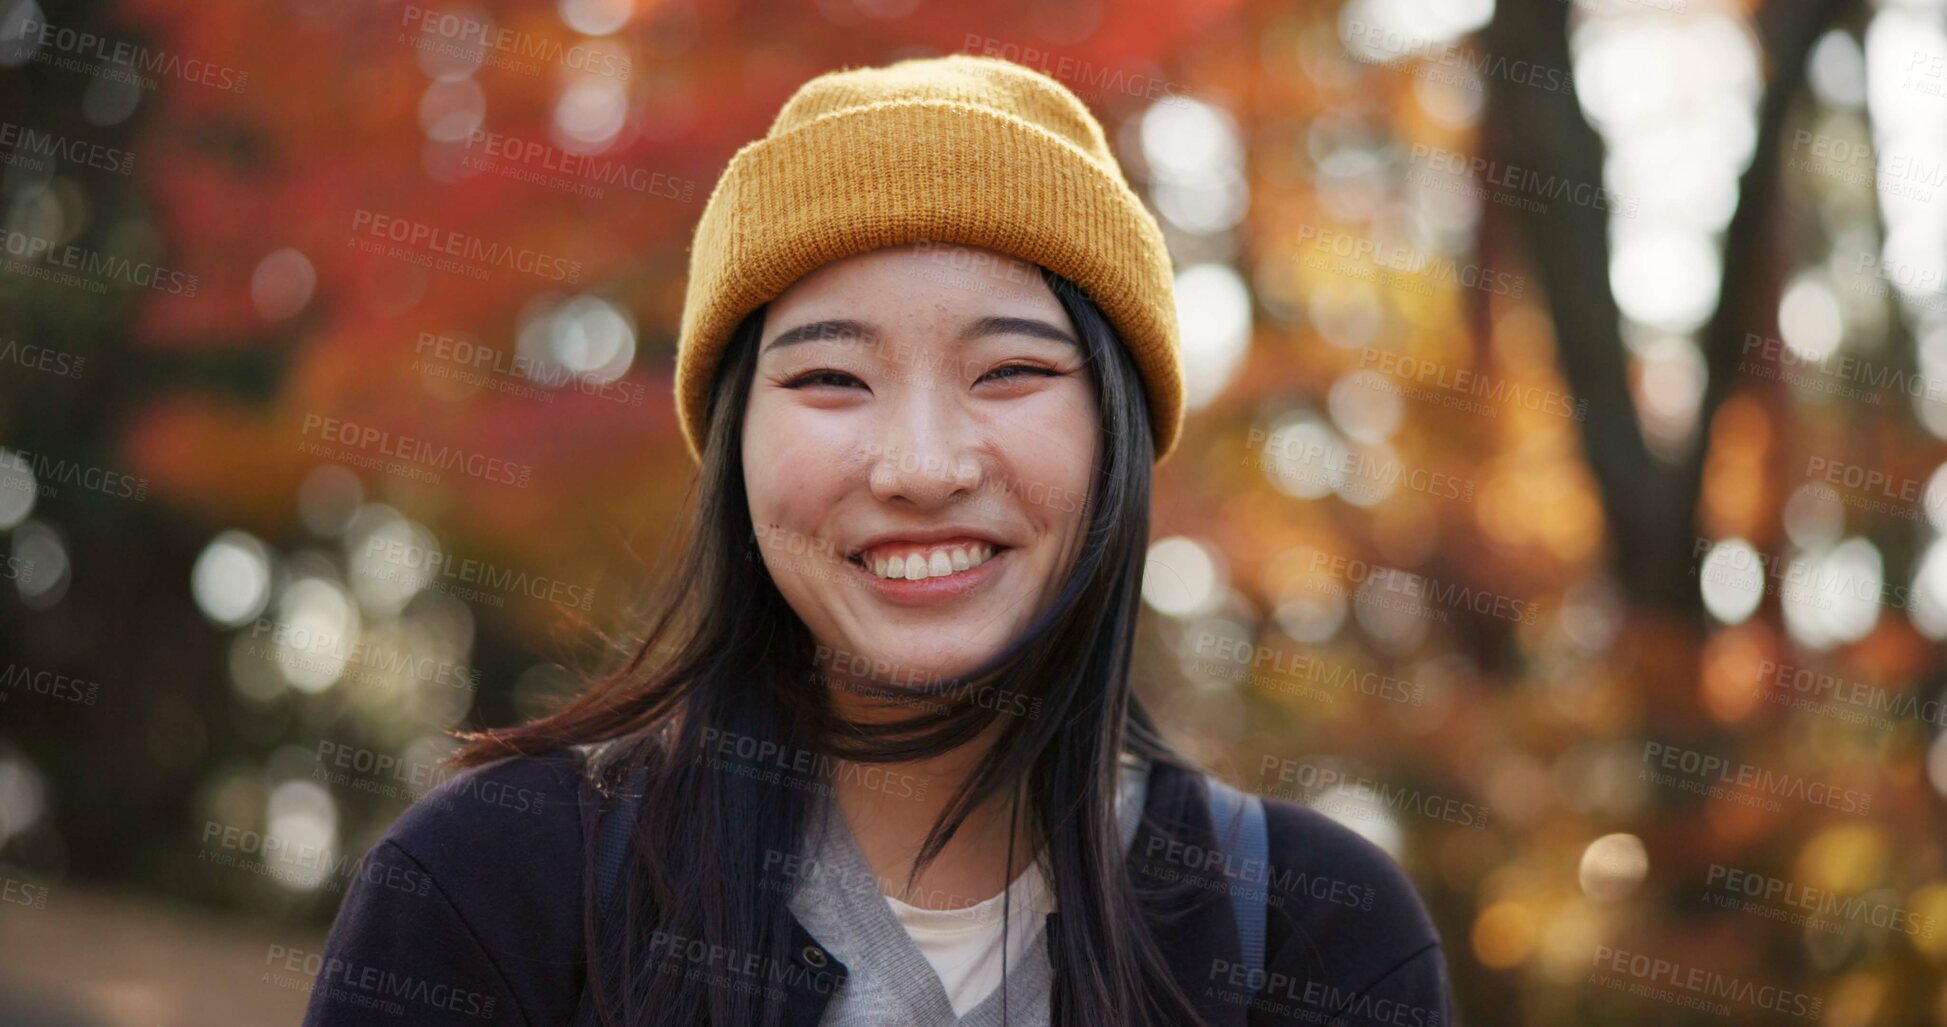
left=3, top=0, right=1947, bottom=1023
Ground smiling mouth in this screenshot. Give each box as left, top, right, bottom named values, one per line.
left=847, top=541, right=1007, bottom=581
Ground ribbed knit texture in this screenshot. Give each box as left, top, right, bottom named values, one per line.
left=674, top=53, right=1185, bottom=463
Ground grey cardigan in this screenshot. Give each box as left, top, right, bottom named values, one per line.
left=777, top=758, right=1151, bottom=1025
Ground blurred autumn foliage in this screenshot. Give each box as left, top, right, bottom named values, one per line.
left=3, top=0, right=1947, bottom=1024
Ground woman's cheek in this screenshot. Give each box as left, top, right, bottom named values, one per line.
left=995, top=395, right=1096, bottom=491
left=765, top=401, right=860, bottom=461
left=748, top=399, right=842, bottom=481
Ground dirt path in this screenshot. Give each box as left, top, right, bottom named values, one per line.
left=0, top=887, right=324, bottom=1026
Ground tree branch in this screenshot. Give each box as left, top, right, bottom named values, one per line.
left=1474, top=0, right=1858, bottom=614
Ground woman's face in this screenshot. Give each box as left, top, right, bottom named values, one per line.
left=742, top=242, right=1099, bottom=688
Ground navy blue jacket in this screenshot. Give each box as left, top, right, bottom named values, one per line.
left=302, top=749, right=1457, bottom=1026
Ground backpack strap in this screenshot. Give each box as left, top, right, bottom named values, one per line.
left=576, top=759, right=650, bottom=1027
left=595, top=762, right=648, bottom=908
left=1204, top=774, right=1269, bottom=984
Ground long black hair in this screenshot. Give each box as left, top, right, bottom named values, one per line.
left=455, top=261, right=1211, bottom=1027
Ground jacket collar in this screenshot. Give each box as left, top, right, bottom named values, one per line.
left=777, top=760, right=1246, bottom=1027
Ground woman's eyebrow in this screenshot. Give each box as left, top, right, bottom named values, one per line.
left=763, top=318, right=877, bottom=353
left=761, top=314, right=1079, bottom=354
left=958, top=315, right=1078, bottom=349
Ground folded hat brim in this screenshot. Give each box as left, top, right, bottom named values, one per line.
left=675, top=98, right=1184, bottom=464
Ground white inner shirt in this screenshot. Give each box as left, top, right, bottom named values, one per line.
left=880, top=756, right=1150, bottom=1017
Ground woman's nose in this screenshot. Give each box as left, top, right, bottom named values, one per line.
left=865, top=403, right=984, bottom=507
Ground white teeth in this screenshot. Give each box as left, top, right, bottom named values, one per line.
left=861, top=542, right=999, bottom=580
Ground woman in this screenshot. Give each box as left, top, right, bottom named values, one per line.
left=305, top=54, right=1455, bottom=1027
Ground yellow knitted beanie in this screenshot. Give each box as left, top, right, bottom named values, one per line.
left=673, top=53, right=1184, bottom=463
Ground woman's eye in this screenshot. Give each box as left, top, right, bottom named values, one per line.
left=978, top=363, right=1060, bottom=385
left=782, top=370, right=865, bottom=390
